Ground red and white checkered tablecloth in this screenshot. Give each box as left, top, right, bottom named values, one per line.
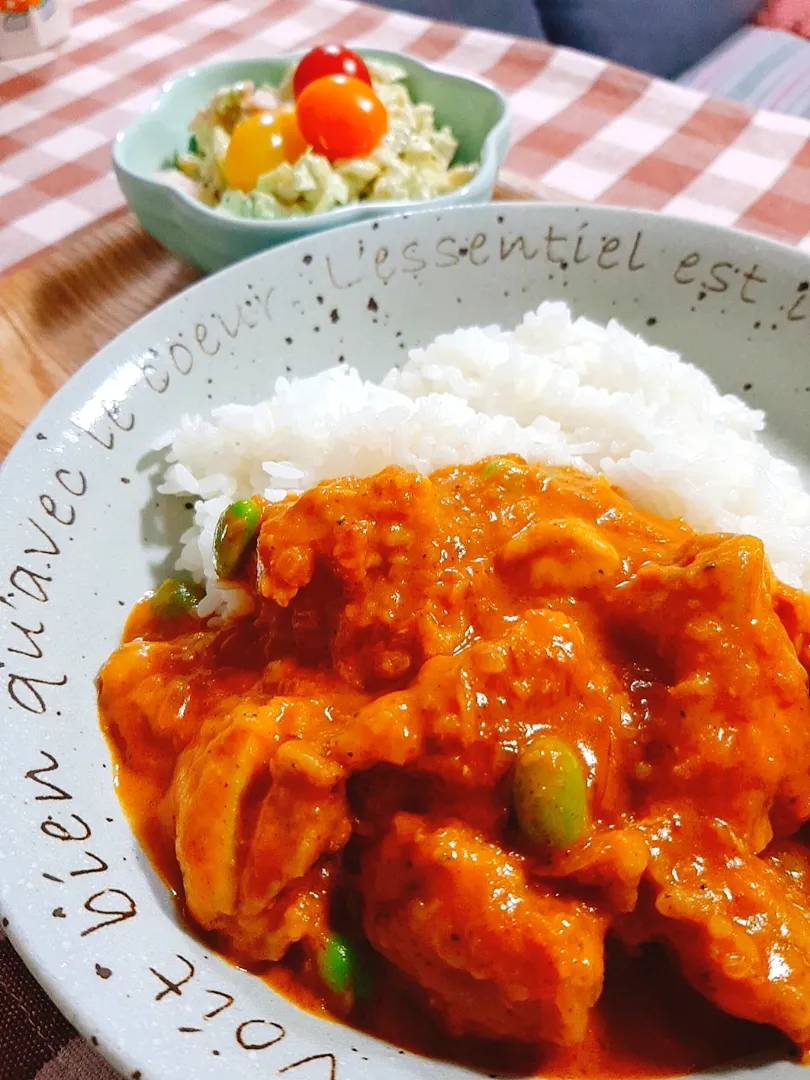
left=5, top=4, right=810, bottom=1080
left=3, top=0, right=810, bottom=279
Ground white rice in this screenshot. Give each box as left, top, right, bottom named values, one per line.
left=157, top=301, right=810, bottom=617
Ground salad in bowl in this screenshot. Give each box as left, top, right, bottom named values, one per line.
left=113, top=47, right=509, bottom=270
left=163, top=45, right=479, bottom=221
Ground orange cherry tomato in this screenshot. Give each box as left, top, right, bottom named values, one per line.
left=223, top=108, right=308, bottom=193
left=292, top=44, right=372, bottom=100
left=296, top=75, right=387, bottom=163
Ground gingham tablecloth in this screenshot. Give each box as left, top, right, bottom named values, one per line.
left=4, top=2, right=810, bottom=1078
left=3, top=0, right=810, bottom=278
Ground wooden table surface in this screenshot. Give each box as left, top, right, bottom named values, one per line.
left=0, top=208, right=199, bottom=461
left=0, top=179, right=559, bottom=462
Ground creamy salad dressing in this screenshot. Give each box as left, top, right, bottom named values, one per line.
left=165, top=61, right=477, bottom=219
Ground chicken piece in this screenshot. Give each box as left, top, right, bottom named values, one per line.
left=174, top=704, right=274, bottom=926
left=172, top=697, right=350, bottom=959
left=637, top=813, right=810, bottom=1052
left=362, top=813, right=607, bottom=1045
left=98, top=634, right=211, bottom=759
left=336, top=608, right=635, bottom=816
left=239, top=735, right=350, bottom=919
left=257, top=467, right=442, bottom=688
left=764, top=837, right=810, bottom=893
left=224, top=861, right=337, bottom=963
left=610, top=533, right=810, bottom=844
left=255, top=461, right=695, bottom=693
left=534, top=827, right=650, bottom=914
left=498, top=515, right=622, bottom=592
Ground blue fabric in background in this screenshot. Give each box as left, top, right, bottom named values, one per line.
left=368, top=0, right=546, bottom=41
left=360, top=1, right=764, bottom=82
left=536, top=0, right=762, bottom=79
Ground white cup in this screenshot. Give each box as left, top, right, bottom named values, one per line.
left=0, top=0, right=71, bottom=60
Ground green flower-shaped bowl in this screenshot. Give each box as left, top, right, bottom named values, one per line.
left=113, top=50, right=511, bottom=273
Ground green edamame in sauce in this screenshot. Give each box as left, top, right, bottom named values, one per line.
left=150, top=578, right=205, bottom=619
left=214, top=498, right=261, bottom=579
left=317, top=934, right=371, bottom=998
left=513, top=736, right=590, bottom=848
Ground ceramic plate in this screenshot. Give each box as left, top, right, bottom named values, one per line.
left=2, top=203, right=810, bottom=1080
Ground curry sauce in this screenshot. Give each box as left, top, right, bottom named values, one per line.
left=98, top=458, right=810, bottom=1075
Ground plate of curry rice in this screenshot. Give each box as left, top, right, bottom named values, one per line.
left=4, top=202, right=810, bottom=1080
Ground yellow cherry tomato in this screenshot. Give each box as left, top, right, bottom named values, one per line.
left=223, top=109, right=308, bottom=193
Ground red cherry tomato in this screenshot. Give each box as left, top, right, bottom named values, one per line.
left=296, top=74, right=387, bottom=163
left=293, top=44, right=372, bottom=100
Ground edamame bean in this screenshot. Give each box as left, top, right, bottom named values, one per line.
left=513, top=736, right=590, bottom=848
left=481, top=457, right=527, bottom=486
left=214, top=498, right=261, bottom=580
left=151, top=578, right=205, bottom=619
left=317, top=934, right=371, bottom=998
left=481, top=458, right=510, bottom=480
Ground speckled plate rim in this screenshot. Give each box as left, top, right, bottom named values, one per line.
left=2, top=202, right=810, bottom=1080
